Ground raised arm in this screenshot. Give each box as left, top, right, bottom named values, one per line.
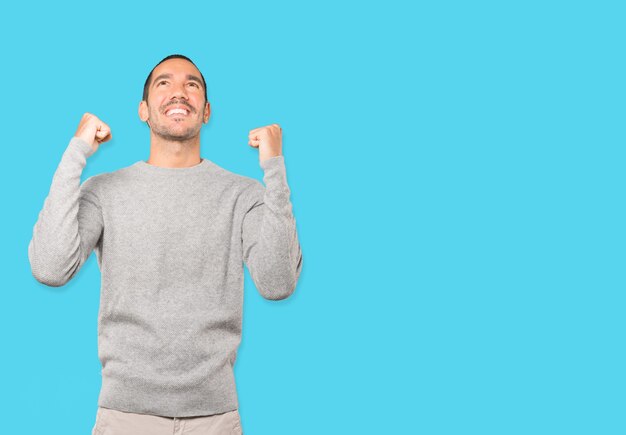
left=242, top=155, right=303, bottom=300
left=28, top=113, right=111, bottom=287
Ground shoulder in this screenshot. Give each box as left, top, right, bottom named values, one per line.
left=79, top=162, right=136, bottom=195
left=80, top=172, right=106, bottom=192
left=207, top=161, right=266, bottom=210
left=208, top=160, right=264, bottom=192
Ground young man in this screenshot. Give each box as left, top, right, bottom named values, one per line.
left=28, top=54, right=303, bottom=435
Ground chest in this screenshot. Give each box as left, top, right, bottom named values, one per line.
left=100, top=179, right=245, bottom=256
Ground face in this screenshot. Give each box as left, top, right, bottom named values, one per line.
left=139, top=58, right=210, bottom=142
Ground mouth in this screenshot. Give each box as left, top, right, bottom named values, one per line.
left=164, top=107, right=192, bottom=118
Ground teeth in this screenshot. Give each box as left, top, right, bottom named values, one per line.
left=167, top=108, right=189, bottom=116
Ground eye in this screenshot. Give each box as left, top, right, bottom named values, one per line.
left=189, top=82, right=199, bottom=88
left=157, top=80, right=168, bottom=86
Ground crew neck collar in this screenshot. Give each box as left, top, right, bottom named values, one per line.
left=135, top=158, right=209, bottom=174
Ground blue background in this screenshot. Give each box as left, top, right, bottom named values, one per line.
left=1, top=0, right=624, bottom=434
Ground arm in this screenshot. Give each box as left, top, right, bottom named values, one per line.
left=28, top=137, right=104, bottom=287
left=242, top=155, right=303, bottom=300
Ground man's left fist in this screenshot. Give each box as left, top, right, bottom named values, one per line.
left=248, top=124, right=282, bottom=163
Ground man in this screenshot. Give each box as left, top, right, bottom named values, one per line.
left=28, top=54, right=303, bottom=435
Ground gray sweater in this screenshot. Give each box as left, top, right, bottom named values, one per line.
left=28, top=137, right=303, bottom=417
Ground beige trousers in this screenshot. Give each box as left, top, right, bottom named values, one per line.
left=91, top=406, right=244, bottom=435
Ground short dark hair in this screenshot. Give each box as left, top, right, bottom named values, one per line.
left=142, top=54, right=208, bottom=104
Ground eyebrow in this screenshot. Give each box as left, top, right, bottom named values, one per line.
left=152, top=73, right=204, bottom=88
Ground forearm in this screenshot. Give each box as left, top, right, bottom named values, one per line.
left=244, top=156, right=303, bottom=300
left=28, top=137, right=97, bottom=286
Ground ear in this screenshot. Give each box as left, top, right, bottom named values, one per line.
left=139, top=100, right=149, bottom=122
left=203, top=101, right=211, bottom=124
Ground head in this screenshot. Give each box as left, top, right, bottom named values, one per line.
left=139, top=54, right=211, bottom=142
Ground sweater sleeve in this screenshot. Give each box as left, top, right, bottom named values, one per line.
left=242, top=155, right=303, bottom=300
left=28, top=137, right=104, bottom=287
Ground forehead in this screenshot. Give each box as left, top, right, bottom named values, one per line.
left=152, top=58, right=201, bottom=78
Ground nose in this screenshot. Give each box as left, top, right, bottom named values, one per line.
left=170, top=82, right=188, bottom=100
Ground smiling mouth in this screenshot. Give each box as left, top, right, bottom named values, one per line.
left=165, top=108, right=192, bottom=118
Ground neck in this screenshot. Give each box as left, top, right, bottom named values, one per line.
left=146, top=133, right=202, bottom=168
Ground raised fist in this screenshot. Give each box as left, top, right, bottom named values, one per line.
left=74, top=112, right=112, bottom=155
left=248, top=123, right=282, bottom=163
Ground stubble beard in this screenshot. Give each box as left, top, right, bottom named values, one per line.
left=148, top=105, right=203, bottom=143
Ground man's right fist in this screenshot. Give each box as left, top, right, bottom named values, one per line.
left=74, top=113, right=112, bottom=154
